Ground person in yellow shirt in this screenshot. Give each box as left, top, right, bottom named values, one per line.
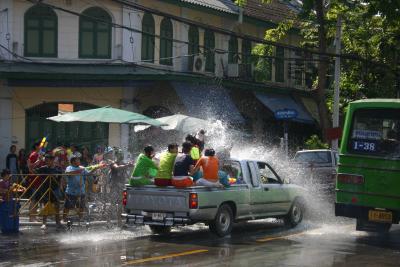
left=155, top=144, right=178, bottom=186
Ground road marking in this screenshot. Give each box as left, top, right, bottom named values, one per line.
left=122, top=249, right=209, bottom=265
left=256, top=231, right=307, bottom=242
left=256, top=224, right=353, bottom=243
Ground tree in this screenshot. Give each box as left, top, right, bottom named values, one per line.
left=237, top=0, right=400, bottom=141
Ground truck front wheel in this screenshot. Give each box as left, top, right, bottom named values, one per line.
left=284, top=200, right=304, bottom=228
left=209, top=204, right=234, bottom=237
left=149, top=225, right=171, bottom=235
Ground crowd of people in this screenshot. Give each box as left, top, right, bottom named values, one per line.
left=1, top=142, right=132, bottom=230
left=129, top=130, right=237, bottom=189
left=0, top=129, right=236, bottom=230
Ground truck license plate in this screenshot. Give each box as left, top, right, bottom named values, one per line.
left=151, top=212, right=166, bottom=221
left=368, top=210, right=392, bottom=223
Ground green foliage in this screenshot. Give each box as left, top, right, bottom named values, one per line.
left=246, top=0, right=400, bottom=115
left=235, top=0, right=246, bottom=7
left=304, top=134, right=329, bottom=150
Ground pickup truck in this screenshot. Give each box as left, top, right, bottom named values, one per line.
left=293, top=149, right=338, bottom=184
left=121, top=159, right=307, bottom=237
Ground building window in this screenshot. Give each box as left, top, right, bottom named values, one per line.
left=241, top=39, right=252, bottom=78
left=188, top=25, right=199, bottom=70
left=228, top=36, right=238, bottom=64
left=160, top=18, right=173, bottom=65
left=26, top=102, right=108, bottom=153
left=204, top=30, right=215, bottom=72
left=24, top=5, right=57, bottom=57
left=79, top=7, right=112, bottom=59
left=275, top=46, right=284, bottom=82
left=141, top=12, right=155, bottom=62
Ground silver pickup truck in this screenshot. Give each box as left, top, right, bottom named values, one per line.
left=121, top=159, right=307, bottom=237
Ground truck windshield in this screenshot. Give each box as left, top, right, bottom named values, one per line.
left=294, top=151, right=331, bottom=164
left=348, top=108, right=400, bottom=159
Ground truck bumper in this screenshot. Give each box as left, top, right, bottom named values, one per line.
left=121, top=213, right=191, bottom=226
left=335, top=203, right=399, bottom=223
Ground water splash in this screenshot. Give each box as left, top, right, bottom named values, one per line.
left=58, top=228, right=150, bottom=244
left=132, top=116, right=347, bottom=227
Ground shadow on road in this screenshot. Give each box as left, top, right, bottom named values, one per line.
left=146, top=219, right=309, bottom=247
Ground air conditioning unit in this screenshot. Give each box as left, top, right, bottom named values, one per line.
left=227, top=63, right=239, bottom=77
left=193, top=55, right=205, bottom=73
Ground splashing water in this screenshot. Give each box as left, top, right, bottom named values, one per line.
left=231, top=143, right=347, bottom=226
left=129, top=116, right=347, bottom=231
left=201, top=121, right=347, bottom=227
left=58, top=228, right=151, bottom=244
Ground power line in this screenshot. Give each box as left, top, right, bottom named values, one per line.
left=114, top=0, right=394, bottom=70
left=21, top=0, right=326, bottom=64
left=20, top=0, right=396, bottom=72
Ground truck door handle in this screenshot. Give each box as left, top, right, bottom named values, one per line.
left=264, top=188, right=269, bottom=191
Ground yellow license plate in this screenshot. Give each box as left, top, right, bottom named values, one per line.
left=368, top=210, right=392, bottom=223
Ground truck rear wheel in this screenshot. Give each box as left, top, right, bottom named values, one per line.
left=149, top=225, right=171, bottom=235
left=284, top=200, right=304, bottom=228
left=209, top=204, right=233, bottom=237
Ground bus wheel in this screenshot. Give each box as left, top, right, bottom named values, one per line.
left=356, top=219, right=391, bottom=233
left=377, top=223, right=392, bottom=233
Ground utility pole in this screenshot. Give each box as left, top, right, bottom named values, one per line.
left=332, top=15, right=342, bottom=151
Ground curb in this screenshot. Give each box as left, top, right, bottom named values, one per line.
left=20, top=220, right=120, bottom=227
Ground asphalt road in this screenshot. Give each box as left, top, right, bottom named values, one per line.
left=1, top=218, right=400, bottom=267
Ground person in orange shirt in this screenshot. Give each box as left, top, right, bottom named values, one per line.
left=191, top=148, right=223, bottom=188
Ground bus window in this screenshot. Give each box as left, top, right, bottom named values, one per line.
left=348, top=108, right=400, bottom=158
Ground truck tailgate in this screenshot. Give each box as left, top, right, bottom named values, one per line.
left=127, top=187, right=189, bottom=212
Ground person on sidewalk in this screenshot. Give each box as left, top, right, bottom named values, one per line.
left=155, top=144, right=178, bottom=186
left=63, top=156, right=102, bottom=222
left=192, top=148, right=223, bottom=188
left=129, top=145, right=158, bottom=186
left=0, top=169, right=12, bottom=202
left=35, top=154, right=63, bottom=230
left=6, top=145, right=19, bottom=182
left=27, top=142, right=45, bottom=222
left=18, top=149, right=28, bottom=175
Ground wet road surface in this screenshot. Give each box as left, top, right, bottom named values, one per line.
left=1, top=219, right=400, bottom=267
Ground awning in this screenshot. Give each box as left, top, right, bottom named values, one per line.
left=172, top=82, right=245, bottom=123
left=300, top=97, right=320, bottom=124
left=254, top=92, right=315, bottom=124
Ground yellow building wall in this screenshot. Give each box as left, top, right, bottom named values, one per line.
left=136, top=0, right=275, bottom=41
left=11, top=87, right=123, bottom=149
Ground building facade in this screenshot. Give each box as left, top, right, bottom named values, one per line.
left=0, top=0, right=319, bottom=168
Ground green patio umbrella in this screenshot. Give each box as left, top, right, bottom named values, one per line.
left=47, top=106, right=167, bottom=126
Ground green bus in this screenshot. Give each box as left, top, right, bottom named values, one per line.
left=335, top=99, right=400, bottom=232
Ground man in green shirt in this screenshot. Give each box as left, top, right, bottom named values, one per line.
left=129, top=146, right=158, bottom=186
left=155, top=143, right=178, bottom=186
